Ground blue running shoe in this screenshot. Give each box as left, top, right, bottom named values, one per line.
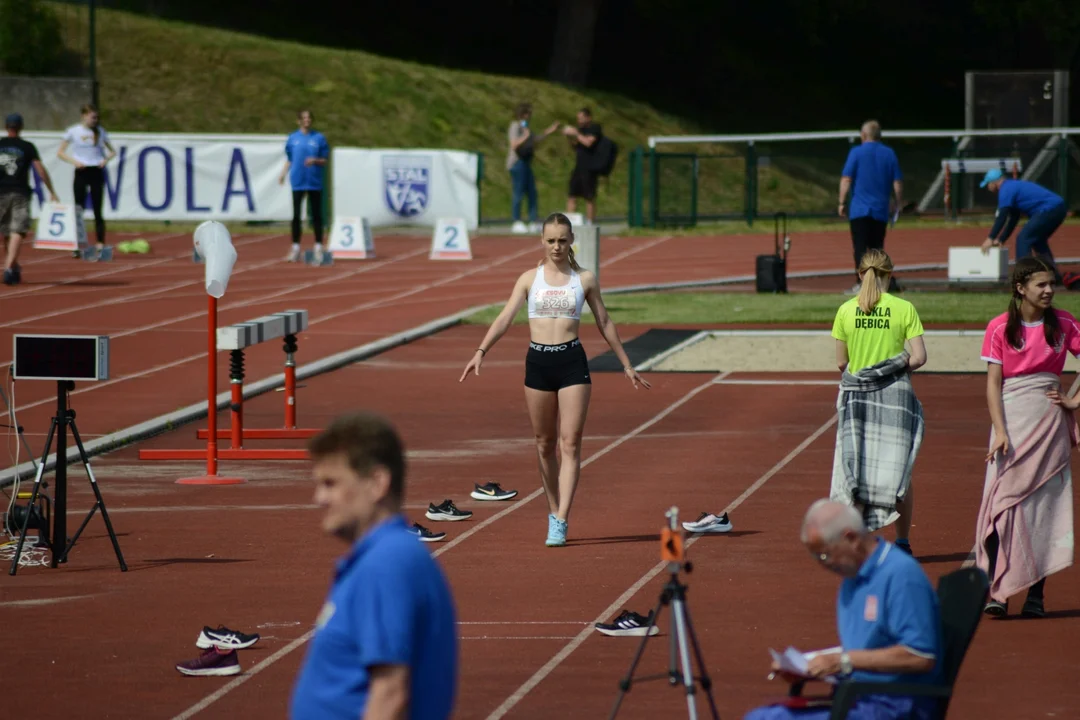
left=546, top=514, right=567, bottom=547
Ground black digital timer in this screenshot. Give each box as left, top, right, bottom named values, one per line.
left=12, top=335, right=110, bottom=381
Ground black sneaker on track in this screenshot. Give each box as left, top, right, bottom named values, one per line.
left=196, top=625, right=261, bottom=650
left=425, top=499, right=473, bottom=522
left=176, top=647, right=242, bottom=676
left=408, top=522, right=446, bottom=542
left=594, top=609, right=660, bottom=637
left=470, top=482, right=518, bottom=501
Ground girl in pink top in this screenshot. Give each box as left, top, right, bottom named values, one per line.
left=976, top=257, right=1079, bottom=618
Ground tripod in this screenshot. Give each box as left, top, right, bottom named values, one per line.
left=609, top=508, right=720, bottom=720
left=9, top=381, right=127, bottom=576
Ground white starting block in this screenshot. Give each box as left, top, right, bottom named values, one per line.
left=33, top=202, right=88, bottom=253
left=948, top=246, right=1010, bottom=282
left=430, top=217, right=472, bottom=260
left=328, top=216, right=375, bottom=259
left=217, top=309, right=309, bottom=351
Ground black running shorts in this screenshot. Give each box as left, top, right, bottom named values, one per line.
left=524, top=339, right=591, bottom=392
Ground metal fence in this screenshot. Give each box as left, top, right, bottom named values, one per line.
left=626, top=127, right=1080, bottom=228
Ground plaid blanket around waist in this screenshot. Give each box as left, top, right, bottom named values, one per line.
left=831, top=351, right=926, bottom=530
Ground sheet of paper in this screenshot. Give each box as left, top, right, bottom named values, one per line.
left=768, top=646, right=841, bottom=684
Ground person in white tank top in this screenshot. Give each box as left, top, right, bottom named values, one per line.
left=460, top=212, right=650, bottom=547
left=57, top=104, right=116, bottom=259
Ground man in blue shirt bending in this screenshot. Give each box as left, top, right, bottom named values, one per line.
left=290, top=412, right=458, bottom=720
left=979, top=169, right=1067, bottom=279
left=743, top=500, right=943, bottom=720
left=839, top=121, right=904, bottom=293
left=279, top=109, right=330, bottom=263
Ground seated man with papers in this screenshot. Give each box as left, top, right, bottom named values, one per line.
left=744, top=500, right=943, bottom=720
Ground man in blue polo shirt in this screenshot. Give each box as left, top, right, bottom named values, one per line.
left=279, top=109, right=330, bottom=263
left=979, top=170, right=1067, bottom=279
left=290, top=412, right=458, bottom=720
left=839, top=120, right=904, bottom=293
left=744, top=500, right=942, bottom=720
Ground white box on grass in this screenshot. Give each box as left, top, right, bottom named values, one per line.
left=947, top=247, right=1009, bottom=282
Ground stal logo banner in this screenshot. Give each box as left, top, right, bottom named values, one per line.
left=334, top=148, right=479, bottom=230
left=383, top=155, right=430, bottom=218
left=21, top=132, right=296, bottom=222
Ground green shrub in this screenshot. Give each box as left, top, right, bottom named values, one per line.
left=0, top=0, right=69, bottom=76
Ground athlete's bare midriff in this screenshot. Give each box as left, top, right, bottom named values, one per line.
left=529, top=317, right=581, bottom=346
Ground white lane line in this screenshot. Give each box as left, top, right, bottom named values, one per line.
left=167, top=372, right=730, bottom=720
left=0, top=593, right=98, bottom=608
left=599, top=236, right=672, bottom=268
left=309, top=246, right=538, bottom=326
left=0, top=255, right=283, bottom=329
left=0, top=248, right=428, bottom=419
left=484, top=410, right=839, bottom=719
left=1, top=232, right=270, bottom=300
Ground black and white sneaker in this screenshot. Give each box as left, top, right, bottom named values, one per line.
left=195, top=625, right=261, bottom=651
left=425, top=499, right=473, bottom=522
left=682, top=512, right=733, bottom=534
left=594, top=610, right=660, bottom=637
left=470, top=482, right=518, bottom=501
left=408, top=522, right=446, bottom=542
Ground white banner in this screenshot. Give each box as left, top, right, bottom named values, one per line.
left=331, top=148, right=480, bottom=231
left=21, top=132, right=296, bottom=222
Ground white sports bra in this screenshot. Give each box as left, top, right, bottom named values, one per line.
left=527, top=263, right=585, bottom=320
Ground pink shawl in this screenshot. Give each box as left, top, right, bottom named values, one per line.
left=975, top=372, right=1077, bottom=601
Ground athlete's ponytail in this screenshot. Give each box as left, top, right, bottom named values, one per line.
left=856, top=249, right=894, bottom=314
left=567, top=245, right=582, bottom=272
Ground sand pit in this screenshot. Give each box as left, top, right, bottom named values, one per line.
left=644, top=330, right=1080, bottom=374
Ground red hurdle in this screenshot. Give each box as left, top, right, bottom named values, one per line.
left=137, top=222, right=318, bottom=481
left=140, top=309, right=317, bottom=467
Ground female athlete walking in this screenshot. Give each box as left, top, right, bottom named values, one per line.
left=460, top=212, right=649, bottom=546
left=830, top=249, right=926, bottom=554
left=57, top=104, right=116, bottom=260
left=977, top=256, right=1079, bottom=618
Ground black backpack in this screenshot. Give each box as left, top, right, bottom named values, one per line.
left=590, top=135, right=618, bottom=176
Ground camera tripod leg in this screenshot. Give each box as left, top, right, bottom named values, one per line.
left=671, top=595, right=700, bottom=720
left=8, top=417, right=57, bottom=576
left=58, top=417, right=126, bottom=571
left=675, top=594, right=721, bottom=720
left=682, top=604, right=717, bottom=716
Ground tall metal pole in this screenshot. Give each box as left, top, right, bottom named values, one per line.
left=89, top=0, right=98, bottom=107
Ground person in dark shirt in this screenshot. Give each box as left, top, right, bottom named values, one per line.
left=562, top=107, right=601, bottom=224
left=1, top=113, right=59, bottom=286
left=979, top=170, right=1067, bottom=281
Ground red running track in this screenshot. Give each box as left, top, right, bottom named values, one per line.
left=2, top=323, right=1078, bottom=719
left=3, top=223, right=1080, bottom=718
left=4, top=223, right=1080, bottom=450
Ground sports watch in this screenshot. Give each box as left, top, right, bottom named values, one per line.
left=839, top=651, right=853, bottom=675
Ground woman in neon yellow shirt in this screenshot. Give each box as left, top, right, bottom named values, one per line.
left=830, top=249, right=927, bottom=555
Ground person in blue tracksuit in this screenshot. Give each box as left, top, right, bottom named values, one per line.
left=979, top=169, right=1068, bottom=279
left=279, top=109, right=330, bottom=262
left=839, top=120, right=904, bottom=293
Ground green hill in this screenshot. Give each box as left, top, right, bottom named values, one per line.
left=51, top=5, right=830, bottom=225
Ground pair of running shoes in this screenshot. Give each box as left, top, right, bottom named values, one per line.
left=407, top=482, right=518, bottom=542
left=175, top=624, right=261, bottom=677
left=593, top=512, right=733, bottom=638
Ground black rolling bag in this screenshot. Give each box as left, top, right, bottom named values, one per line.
left=755, top=212, right=790, bottom=293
